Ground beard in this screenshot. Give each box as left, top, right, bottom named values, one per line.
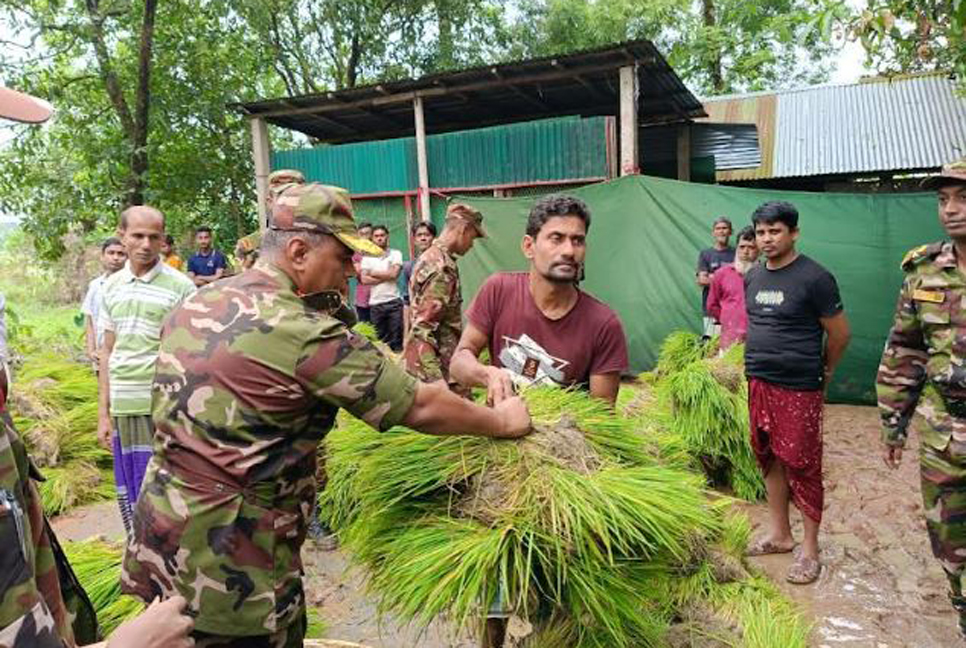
left=734, top=259, right=754, bottom=275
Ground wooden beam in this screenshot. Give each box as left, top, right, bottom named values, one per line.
left=413, top=96, right=431, bottom=221
left=619, top=65, right=639, bottom=176
left=248, top=62, right=640, bottom=120
left=677, top=124, right=691, bottom=181
left=250, top=117, right=272, bottom=229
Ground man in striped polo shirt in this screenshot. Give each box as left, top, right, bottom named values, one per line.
left=97, top=205, right=196, bottom=535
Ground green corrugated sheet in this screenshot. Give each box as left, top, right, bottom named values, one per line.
left=270, top=117, right=611, bottom=194
left=426, top=117, right=610, bottom=187
left=273, top=140, right=417, bottom=194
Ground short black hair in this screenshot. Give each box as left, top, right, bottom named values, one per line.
left=737, top=225, right=756, bottom=243
left=164, top=234, right=175, bottom=245
left=713, top=216, right=732, bottom=228
left=526, top=195, right=591, bottom=238
left=357, top=222, right=373, bottom=230
left=101, top=236, right=123, bottom=252
left=752, top=201, right=799, bottom=230
left=372, top=225, right=389, bottom=236
left=195, top=226, right=212, bottom=235
left=412, top=221, right=437, bottom=237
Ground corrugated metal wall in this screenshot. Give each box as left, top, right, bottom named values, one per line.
left=270, top=116, right=612, bottom=195
left=427, top=117, right=610, bottom=187
left=273, top=139, right=418, bottom=193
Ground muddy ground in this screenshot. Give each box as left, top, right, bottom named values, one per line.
left=52, top=404, right=963, bottom=647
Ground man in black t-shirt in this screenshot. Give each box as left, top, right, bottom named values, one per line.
left=696, top=217, right=735, bottom=339
left=743, top=201, right=851, bottom=586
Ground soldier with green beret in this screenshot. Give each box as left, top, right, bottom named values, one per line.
left=120, top=183, right=532, bottom=647
left=877, top=160, right=966, bottom=638
left=402, top=202, right=485, bottom=387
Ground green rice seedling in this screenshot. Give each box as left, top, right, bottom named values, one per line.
left=8, top=352, right=112, bottom=515
left=328, top=387, right=723, bottom=646
left=305, top=606, right=327, bottom=639
left=351, top=321, right=378, bottom=343
left=713, top=577, right=810, bottom=648
left=63, top=539, right=145, bottom=636
left=652, top=345, right=764, bottom=501
left=656, top=331, right=707, bottom=376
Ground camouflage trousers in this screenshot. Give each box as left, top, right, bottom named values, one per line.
left=921, top=444, right=966, bottom=580
left=192, top=610, right=306, bottom=648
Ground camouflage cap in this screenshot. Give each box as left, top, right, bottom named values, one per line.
left=0, top=86, right=53, bottom=124
left=446, top=202, right=486, bottom=238
left=234, top=231, right=261, bottom=256
left=271, top=183, right=383, bottom=256
left=922, top=160, right=966, bottom=190
left=268, top=169, right=305, bottom=188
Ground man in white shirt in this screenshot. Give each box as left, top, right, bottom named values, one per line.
left=360, top=224, right=404, bottom=351
left=81, top=236, right=127, bottom=368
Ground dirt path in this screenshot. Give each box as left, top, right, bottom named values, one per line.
left=51, top=404, right=963, bottom=647
left=742, top=404, right=961, bottom=648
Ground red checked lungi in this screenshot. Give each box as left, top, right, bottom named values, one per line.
left=748, top=377, right=825, bottom=523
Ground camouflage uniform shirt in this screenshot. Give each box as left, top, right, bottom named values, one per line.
left=877, top=241, right=966, bottom=452
left=402, top=240, right=462, bottom=383
left=0, top=411, right=72, bottom=648
left=121, top=260, right=418, bottom=637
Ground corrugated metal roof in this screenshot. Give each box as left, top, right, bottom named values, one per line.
left=701, top=73, right=966, bottom=181
left=699, top=94, right=776, bottom=180
left=640, top=123, right=760, bottom=170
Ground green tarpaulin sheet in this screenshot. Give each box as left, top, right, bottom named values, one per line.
left=455, top=174, right=943, bottom=404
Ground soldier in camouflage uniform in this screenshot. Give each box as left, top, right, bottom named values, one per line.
left=234, top=231, right=261, bottom=270
left=120, top=183, right=531, bottom=647
left=0, top=86, right=194, bottom=648
left=877, top=160, right=966, bottom=638
left=402, top=203, right=485, bottom=386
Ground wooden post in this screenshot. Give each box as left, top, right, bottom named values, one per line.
left=251, top=117, right=272, bottom=230
left=619, top=65, right=639, bottom=176
left=677, top=124, right=691, bottom=181
left=413, top=96, right=431, bottom=221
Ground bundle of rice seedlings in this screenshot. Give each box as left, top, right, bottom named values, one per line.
left=655, top=331, right=709, bottom=376
left=63, top=538, right=144, bottom=637
left=326, top=387, right=723, bottom=647
left=351, top=321, right=378, bottom=343
left=644, top=335, right=764, bottom=502
left=10, top=354, right=113, bottom=515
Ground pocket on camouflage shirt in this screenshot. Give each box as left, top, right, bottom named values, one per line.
left=0, top=488, right=31, bottom=594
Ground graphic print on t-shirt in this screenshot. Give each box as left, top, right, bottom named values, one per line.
left=754, top=289, right=785, bottom=309
left=498, top=333, right=570, bottom=387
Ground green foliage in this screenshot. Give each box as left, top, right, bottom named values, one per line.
left=851, top=1, right=966, bottom=81
left=655, top=331, right=707, bottom=376
left=506, top=0, right=843, bottom=94
left=63, top=539, right=145, bottom=637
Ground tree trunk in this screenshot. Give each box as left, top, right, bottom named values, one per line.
left=128, top=0, right=159, bottom=206
left=702, top=0, right=725, bottom=94
left=436, top=0, right=454, bottom=70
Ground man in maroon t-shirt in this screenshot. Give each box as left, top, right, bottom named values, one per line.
left=450, top=194, right=628, bottom=406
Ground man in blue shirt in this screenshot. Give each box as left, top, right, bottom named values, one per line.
left=187, top=226, right=228, bottom=287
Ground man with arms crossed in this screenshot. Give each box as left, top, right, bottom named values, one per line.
left=743, top=201, right=851, bottom=585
